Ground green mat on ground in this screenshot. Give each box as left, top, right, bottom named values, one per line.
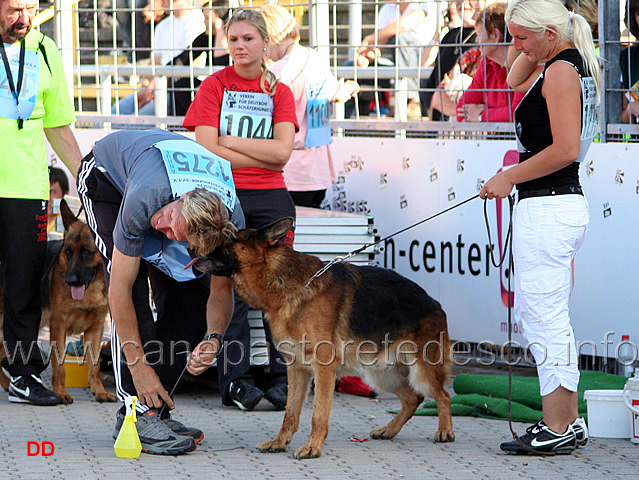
left=410, top=371, right=628, bottom=423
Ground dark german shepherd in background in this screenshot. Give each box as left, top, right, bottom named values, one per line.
left=191, top=217, right=454, bottom=459
left=0, top=200, right=116, bottom=404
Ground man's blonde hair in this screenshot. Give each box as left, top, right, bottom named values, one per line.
left=181, top=188, right=237, bottom=255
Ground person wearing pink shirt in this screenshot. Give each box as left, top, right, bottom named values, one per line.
left=260, top=5, right=359, bottom=208
left=456, top=2, right=524, bottom=122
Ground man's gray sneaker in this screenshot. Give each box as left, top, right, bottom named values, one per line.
left=161, top=415, right=204, bottom=443
left=113, top=408, right=196, bottom=455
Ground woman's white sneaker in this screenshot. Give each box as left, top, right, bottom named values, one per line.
left=571, top=417, right=589, bottom=447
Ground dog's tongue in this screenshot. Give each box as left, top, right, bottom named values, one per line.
left=184, top=257, right=198, bottom=270
left=71, top=285, right=86, bottom=301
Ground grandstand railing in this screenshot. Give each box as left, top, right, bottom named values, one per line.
left=46, top=0, right=639, bottom=142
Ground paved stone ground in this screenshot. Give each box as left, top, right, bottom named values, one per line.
left=1, top=364, right=638, bottom=480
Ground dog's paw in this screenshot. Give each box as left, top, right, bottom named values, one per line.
left=94, top=392, right=117, bottom=403
left=256, top=439, right=288, bottom=453
left=0, top=371, right=10, bottom=392
left=58, top=393, right=74, bottom=405
left=293, top=443, right=323, bottom=459
left=434, top=429, right=455, bottom=443
left=370, top=426, right=398, bottom=440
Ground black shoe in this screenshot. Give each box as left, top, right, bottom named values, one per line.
left=500, top=420, right=576, bottom=455
left=228, top=381, right=263, bottom=411
left=8, top=374, right=61, bottom=406
left=571, top=417, right=588, bottom=447
left=264, top=383, right=288, bottom=410
left=114, top=408, right=196, bottom=455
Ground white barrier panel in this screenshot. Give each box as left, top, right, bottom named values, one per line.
left=327, top=138, right=639, bottom=356
left=48, top=130, right=638, bottom=357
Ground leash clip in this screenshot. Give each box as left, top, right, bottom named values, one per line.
left=304, top=252, right=355, bottom=288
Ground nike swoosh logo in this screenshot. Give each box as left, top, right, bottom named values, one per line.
left=11, top=385, right=30, bottom=398
left=530, top=436, right=571, bottom=448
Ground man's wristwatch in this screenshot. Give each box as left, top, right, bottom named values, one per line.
left=204, top=332, right=223, bottom=344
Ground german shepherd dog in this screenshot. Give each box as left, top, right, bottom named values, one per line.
left=0, top=200, right=116, bottom=404
left=191, top=217, right=454, bottom=459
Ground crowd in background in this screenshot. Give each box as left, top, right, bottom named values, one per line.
left=64, top=0, right=639, bottom=125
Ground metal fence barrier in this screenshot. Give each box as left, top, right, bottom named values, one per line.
left=40, top=0, right=639, bottom=142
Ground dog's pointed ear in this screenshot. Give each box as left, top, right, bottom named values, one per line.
left=59, top=199, right=79, bottom=230
left=262, top=217, right=294, bottom=246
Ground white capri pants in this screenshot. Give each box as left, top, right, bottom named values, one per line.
left=513, top=194, right=589, bottom=396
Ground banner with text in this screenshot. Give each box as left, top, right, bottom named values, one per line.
left=327, top=138, right=638, bottom=356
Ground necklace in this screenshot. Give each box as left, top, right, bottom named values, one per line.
left=282, top=41, right=295, bottom=58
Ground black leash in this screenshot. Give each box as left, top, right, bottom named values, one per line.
left=483, top=196, right=512, bottom=269
left=158, top=351, right=191, bottom=419
left=305, top=194, right=480, bottom=287
left=158, top=336, right=220, bottom=418
left=483, top=195, right=555, bottom=456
